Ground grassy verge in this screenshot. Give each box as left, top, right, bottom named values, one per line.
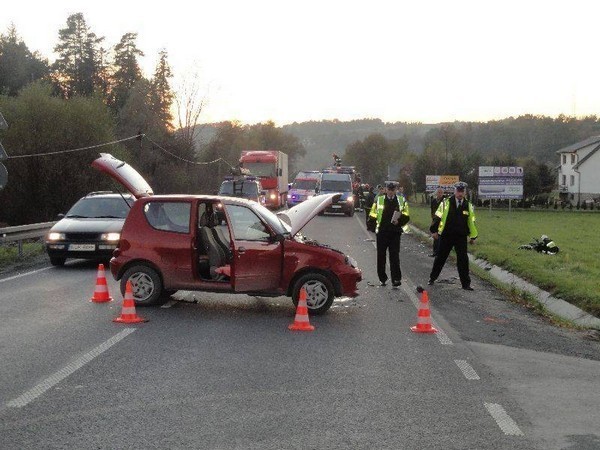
left=409, top=204, right=600, bottom=318
left=0, top=242, right=46, bottom=271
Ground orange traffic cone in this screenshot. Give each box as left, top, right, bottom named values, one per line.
left=113, top=281, right=147, bottom=324
left=411, top=288, right=437, bottom=334
left=288, top=287, right=315, bottom=331
left=90, top=263, right=113, bottom=303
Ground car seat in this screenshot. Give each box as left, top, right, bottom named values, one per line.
left=198, top=207, right=230, bottom=280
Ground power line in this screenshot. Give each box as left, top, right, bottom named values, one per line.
left=6, top=134, right=143, bottom=159
left=143, top=135, right=235, bottom=169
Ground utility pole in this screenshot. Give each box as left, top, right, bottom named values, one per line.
left=0, top=112, right=8, bottom=192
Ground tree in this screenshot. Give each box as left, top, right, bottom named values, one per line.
left=0, top=25, right=49, bottom=96
left=52, top=13, right=104, bottom=98
left=110, top=32, right=144, bottom=111
left=150, top=50, right=174, bottom=132
left=344, top=133, right=390, bottom=185
left=246, top=121, right=306, bottom=172
left=175, top=70, right=207, bottom=153
left=0, top=82, right=123, bottom=225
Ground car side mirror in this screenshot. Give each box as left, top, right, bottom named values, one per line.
left=57, top=213, right=65, bottom=219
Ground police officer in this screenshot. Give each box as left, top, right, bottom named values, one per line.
left=428, top=182, right=477, bottom=290
left=367, top=184, right=384, bottom=232
left=429, top=187, right=445, bottom=257
left=371, top=182, right=410, bottom=287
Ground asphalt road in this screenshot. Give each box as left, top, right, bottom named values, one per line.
left=0, top=212, right=598, bottom=449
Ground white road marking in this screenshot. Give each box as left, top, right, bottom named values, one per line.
left=6, top=328, right=136, bottom=408
left=484, top=402, right=524, bottom=436
left=0, top=267, right=52, bottom=284
left=454, top=360, right=480, bottom=380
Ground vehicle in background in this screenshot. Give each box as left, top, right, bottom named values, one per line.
left=45, top=191, right=134, bottom=266
left=218, top=176, right=266, bottom=205
left=315, top=171, right=355, bottom=216
left=287, top=170, right=320, bottom=207
left=91, top=153, right=362, bottom=315
left=239, top=150, right=288, bottom=209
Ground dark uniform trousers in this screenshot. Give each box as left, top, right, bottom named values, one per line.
left=377, top=230, right=401, bottom=283
left=430, top=232, right=470, bottom=287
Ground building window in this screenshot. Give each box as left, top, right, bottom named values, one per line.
left=571, top=154, right=576, bottom=164
left=562, top=175, right=566, bottom=185
left=570, top=175, right=575, bottom=186
left=562, top=154, right=566, bottom=164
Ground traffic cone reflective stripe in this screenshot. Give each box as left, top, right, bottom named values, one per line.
left=90, top=264, right=113, bottom=303
left=411, top=289, right=437, bottom=334
left=113, top=281, right=147, bottom=324
left=289, top=287, right=315, bottom=331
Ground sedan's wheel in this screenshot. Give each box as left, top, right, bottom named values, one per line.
left=120, top=265, right=164, bottom=306
left=292, top=273, right=335, bottom=315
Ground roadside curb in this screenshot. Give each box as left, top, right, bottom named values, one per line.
left=408, top=224, right=600, bottom=330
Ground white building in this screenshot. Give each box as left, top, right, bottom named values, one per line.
left=556, top=136, right=600, bottom=205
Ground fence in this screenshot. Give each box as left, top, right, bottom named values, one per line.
left=0, top=222, right=55, bottom=257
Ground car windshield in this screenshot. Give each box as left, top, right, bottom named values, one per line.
left=243, top=162, right=274, bottom=177
left=219, top=181, right=259, bottom=197
left=250, top=203, right=291, bottom=235
left=293, top=180, right=317, bottom=190
left=66, top=197, right=132, bottom=219
left=321, top=180, right=351, bottom=191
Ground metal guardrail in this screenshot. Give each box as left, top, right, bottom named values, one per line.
left=0, top=221, right=56, bottom=257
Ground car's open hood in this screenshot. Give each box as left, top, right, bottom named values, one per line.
left=91, top=153, right=153, bottom=199
left=277, top=193, right=338, bottom=236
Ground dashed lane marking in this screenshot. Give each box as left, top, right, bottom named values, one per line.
left=484, top=402, right=524, bottom=436
left=0, top=267, right=51, bottom=284
left=454, top=360, right=480, bottom=380
left=6, top=328, right=136, bottom=408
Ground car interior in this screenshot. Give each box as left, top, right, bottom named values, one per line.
left=197, top=202, right=232, bottom=282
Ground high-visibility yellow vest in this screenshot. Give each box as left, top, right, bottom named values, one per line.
left=374, top=194, right=410, bottom=233
left=435, top=197, right=478, bottom=239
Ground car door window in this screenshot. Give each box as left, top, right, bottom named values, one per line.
left=226, top=205, right=270, bottom=241
left=144, top=201, right=191, bottom=233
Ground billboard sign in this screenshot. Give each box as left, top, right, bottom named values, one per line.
left=478, top=166, right=523, bottom=199
left=426, top=175, right=459, bottom=193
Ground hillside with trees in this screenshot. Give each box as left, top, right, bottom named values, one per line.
left=2, top=14, right=600, bottom=225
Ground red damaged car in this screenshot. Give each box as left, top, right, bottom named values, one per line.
left=92, top=154, right=362, bottom=314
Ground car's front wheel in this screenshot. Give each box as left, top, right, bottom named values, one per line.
left=120, top=265, right=164, bottom=306
left=292, top=273, right=335, bottom=315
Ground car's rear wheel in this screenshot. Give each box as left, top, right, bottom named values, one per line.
left=120, top=265, right=164, bottom=306
left=292, top=273, right=335, bottom=315
left=49, top=256, right=66, bottom=266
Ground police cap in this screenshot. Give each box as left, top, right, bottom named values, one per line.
left=454, top=181, right=468, bottom=191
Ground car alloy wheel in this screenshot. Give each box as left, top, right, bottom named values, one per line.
left=120, top=265, right=164, bottom=306
left=293, top=272, right=335, bottom=315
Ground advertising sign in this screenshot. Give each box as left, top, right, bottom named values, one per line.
left=478, top=166, right=523, bottom=199
left=426, top=175, right=459, bottom=193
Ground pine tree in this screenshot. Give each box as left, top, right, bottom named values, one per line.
left=0, top=25, right=49, bottom=96
left=110, top=32, right=144, bottom=111
left=52, top=13, right=104, bottom=98
left=150, top=50, right=174, bottom=131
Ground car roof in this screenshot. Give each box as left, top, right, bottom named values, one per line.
left=320, top=173, right=352, bottom=180
left=83, top=192, right=135, bottom=199
left=136, top=194, right=257, bottom=206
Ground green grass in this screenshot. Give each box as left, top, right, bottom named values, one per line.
left=409, top=204, right=600, bottom=317
left=0, top=242, right=45, bottom=270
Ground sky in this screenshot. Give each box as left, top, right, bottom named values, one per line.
left=2, top=0, right=600, bottom=126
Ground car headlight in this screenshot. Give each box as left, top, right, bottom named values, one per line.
left=270, top=193, right=277, bottom=199
left=101, top=232, right=121, bottom=241
left=47, top=232, right=65, bottom=241
left=347, top=195, right=354, bottom=203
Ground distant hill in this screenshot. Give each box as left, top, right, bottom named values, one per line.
left=192, top=115, right=600, bottom=171
left=192, top=119, right=434, bottom=171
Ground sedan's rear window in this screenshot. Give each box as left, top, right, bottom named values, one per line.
left=143, top=202, right=191, bottom=233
